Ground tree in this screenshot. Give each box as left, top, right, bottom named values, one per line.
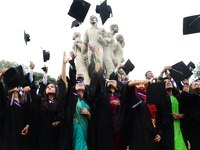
left=0, top=59, right=57, bottom=85
left=0, top=59, right=29, bottom=73
left=193, top=62, right=200, bottom=80
left=33, top=72, right=57, bottom=85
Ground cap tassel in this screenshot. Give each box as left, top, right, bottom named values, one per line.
left=10, top=93, right=14, bottom=106
left=189, top=16, right=200, bottom=26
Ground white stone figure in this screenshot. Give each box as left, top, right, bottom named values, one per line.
left=72, top=32, right=90, bottom=85
left=103, top=24, right=119, bottom=78
left=113, top=34, right=126, bottom=79
left=82, top=15, right=108, bottom=68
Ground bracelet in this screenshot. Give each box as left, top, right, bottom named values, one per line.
left=158, top=76, right=163, bottom=80
left=96, top=58, right=100, bottom=63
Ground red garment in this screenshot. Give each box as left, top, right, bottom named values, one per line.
left=110, top=95, right=126, bottom=150
left=135, top=87, right=157, bottom=119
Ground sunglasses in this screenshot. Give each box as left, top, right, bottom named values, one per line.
left=147, top=73, right=154, bottom=76
left=191, top=82, right=200, bottom=85
left=76, top=82, right=85, bottom=86
left=108, top=80, right=117, bottom=83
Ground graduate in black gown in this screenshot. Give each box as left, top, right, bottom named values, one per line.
left=30, top=82, right=60, bottom=150
left=57, top=51, right=95, bottom=150
left=155, top=77, right=187, bottom=150
left=93, top=46, right=153, bottom=150
left=0, top=67, right=34, bottom=150
left=181, top=78, right=200, bottom=150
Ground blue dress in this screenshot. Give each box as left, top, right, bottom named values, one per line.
left=73, top=97, right=90, bottom=150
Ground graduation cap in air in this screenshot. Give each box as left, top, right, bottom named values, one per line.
left=24, top=30, right=30, bottom=45
left=3, top=65, right=25, bottom=90
left=123, top=59, right=135, bottom=75
left=71, top=20, right=82, bottom=28
left=183, top=14, right=200, bottom=35
left=169, top=61, right=193, bottom=83
left=43, top=50, right=50, bottom=62
left=187, top=61, right=196, bottom=71
left=96, top=0, right=113, bottom=25
left=68, top=0, right=91, bottom=26
left=146, top=82, right=166, bottom=105
left=41, top=67, right=47, bottom=72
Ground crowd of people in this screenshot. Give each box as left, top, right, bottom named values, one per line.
left=0, top=45, right=200, bottom=150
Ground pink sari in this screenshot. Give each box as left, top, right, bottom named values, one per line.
left=110, top=95, right=126, bottom=150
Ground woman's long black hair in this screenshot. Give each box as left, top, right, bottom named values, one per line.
left=72, top=84, right=91, bottom=103
left=106, top=80, right=122, bottom=98
left=42, top=82, right=59, bottom=120
left=163, top=77, right=181, bottom=99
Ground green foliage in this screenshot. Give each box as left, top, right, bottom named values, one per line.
left=0, top=59, right=57, bottom=85
left=193, top=62, right=200, bottom=80
left=0, top=59, right=29, bottom=73
left=33, top=72, right=57, bottom=85
left=47, top=76, right=57, bottom=84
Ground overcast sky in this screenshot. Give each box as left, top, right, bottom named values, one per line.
left=0, top=0, right=200, bottom=81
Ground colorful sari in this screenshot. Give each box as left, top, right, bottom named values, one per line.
left=170, top=95, right=187, bottom=150
left=73, top=97, right=90, bottom=150
left=110, top=95, right=126, bottom=150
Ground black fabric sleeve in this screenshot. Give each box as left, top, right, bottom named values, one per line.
left=88, top=54, right=96, bottom=78
left=0, top=82, right=7, bottom=118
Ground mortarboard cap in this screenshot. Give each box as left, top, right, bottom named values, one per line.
left=187, top=61, right=196, bottom=71
left=43, top=50, right=50, bottom=62
left=68, top=0, right=91, bottom=23
left=169, top=61, right=193, bottom=83
left=24, top=30, right=30, bottom=45
left=41, top=67, right=47, bottom=72
left=96, top=0, right=113, bottom=25
left=183, top=14, right=200, bottom=35
left=71, top=20, right=82, bottom=28
left=123, top=59, right=135, bottom=75
left=3, top=65, right=25, bottom=90
left=146, top=82, right=166, bottom=105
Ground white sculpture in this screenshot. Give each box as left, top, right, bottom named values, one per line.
left=82, top=15, right=108, bottom=68
left=72, top=15, right=125, bottom=84
left=72, top=32, right=90, bottom=85
left=113, top=34, right=126, bottom=78
left=103, top=24, right=119, bottom=78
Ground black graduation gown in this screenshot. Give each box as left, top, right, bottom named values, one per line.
left=57, top=78, right=95, bottom=150
left=156, top=93, right=187, bottom=150
left=0, top=83, right=34, bottom=150
left=29, top=90, right=59, bottom=150
left=58, top=58, right=96, bottom=150
left=93, top=67, right=137, bottom=150
left=181, top=91, right=200, bottom=150
left=131, top=94, right=156, bottom=149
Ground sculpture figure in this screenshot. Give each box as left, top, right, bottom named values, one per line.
left=82, top=15, right=108, bottom=68
left=103, top=24, right=119, bottom=78
left=72, top=32, right=90, bottom=85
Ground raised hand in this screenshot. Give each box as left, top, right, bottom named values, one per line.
left=87, top=43, right=94, bottom=52
left=30, top=61, right=35, bottom=69
left=63, top=51, right=70, bottom=64
left=69, top=51, right=77, bottom=60
left=94, top=46, right=100, bottom=58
